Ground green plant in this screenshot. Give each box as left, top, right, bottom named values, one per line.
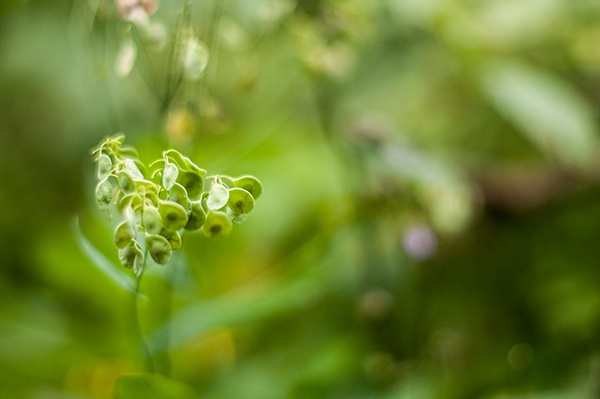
left=91, top=134, right=262, bottom=276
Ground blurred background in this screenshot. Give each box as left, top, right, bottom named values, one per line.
left=2, top=0, right=600, bottom=398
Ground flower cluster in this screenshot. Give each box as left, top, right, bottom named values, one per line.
left=92, top=135, right=262, bottom=276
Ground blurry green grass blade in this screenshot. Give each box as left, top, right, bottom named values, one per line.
left=479, top=58, right=598, bottom=168
left=72, top=217, right=139, bottom=295
left=148, top=271, right=325, bottom=353
left=114, top=374, right=196, bottom=399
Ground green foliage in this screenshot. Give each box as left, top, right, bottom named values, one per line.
left=91, top=135, right=262, bottom=275
left=114, top=374, right=196, bottom=399
left=4, top=0, right=600, bottom=398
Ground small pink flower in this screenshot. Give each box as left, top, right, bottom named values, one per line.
left=115, top=0, right=159, bottom=22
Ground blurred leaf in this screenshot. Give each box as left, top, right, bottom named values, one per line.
left=479, top=58, right=599, bottom=168
left=114, top=373, right=196, bottom=399
left=148, top=268, right=327, bottom=353
left=73, top=218, right=138, bottom=295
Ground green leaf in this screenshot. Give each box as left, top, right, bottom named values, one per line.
left=233, top=175, right=263, bottom=199
left=227, top=187, right=255, bottom=215
left=479, top=58, right=599, bottom=168
left=114, top=373, right=196, bottom=399
left=148, top=267, right=327, bottom=353
left=73, top=218, right=138, bottom=295
left=207, top=183, right=229, bottom=211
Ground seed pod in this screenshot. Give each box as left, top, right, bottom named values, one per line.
left=185, top=200, right=206, bottom=231
left=168, top=182, right=190, bottom=210
left=162, top=163, right=179, bottom=190
left=227, top=187, right=255, bottom=215
left=95, top=179, right=114, bottom=212
left=159, top=228, right=182, bottom=250
left=158, top=200, right=188, bottom=231
left=118, top=239, right=145, bottom=276
left=124, top=158, right=144, bottom=180
left=143, top=205, right=163, bottom=234
left=119, top=193, right=143, bottom=212
left=177, top=171, right=203, bottom=199
left=117, top=171, right=136, bottom=194
left=233, top=175, right=262, bottom=199
left=226, top=207, right=248, bottom=224
left=97, top=153, right=112, bottom=180
left=167, top=231, right=182, bottom=250
left=145, top=233, right=172, bottom=264
left=135, top=179, right=159, bottom=195
left=165, top=149, right=206, bottom=175
left=202, top=210, right=232, bottom=238
left=114, top=220, right=135, bottom=249
left=207, top=183, right=229, bottom=211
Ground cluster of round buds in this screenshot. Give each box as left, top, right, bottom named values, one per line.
left=91, top=135, right=262, bottom=276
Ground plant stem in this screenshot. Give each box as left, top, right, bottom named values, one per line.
left=154, top=249, right=184, bottom=377
left=132, top=265, right=156, bottom=373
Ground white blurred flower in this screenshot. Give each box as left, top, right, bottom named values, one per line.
left=182, top=35, right=209, bottom=81
left=114, top=37, right=137, bottom=78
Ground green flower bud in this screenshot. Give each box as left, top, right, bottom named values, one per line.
left=207, top=183, right=229, bottom=211
left=143, top=205, right=163, bottom=234
left=145, top=233, right=172, bottom=264
left=97, top=153, right=112, bottom=180
left=202, top=210, right=232, bottom=238
left=118, top=239, right=145, bottom=276
left=185, top=200, right=206, bottom=231
left=227, top=187, right=254, bottom=215
left=114, top=220, right=135, bottom=249
left=158, top=200, right=188, bottom=230
left=233, top=175, right=262, bottom=199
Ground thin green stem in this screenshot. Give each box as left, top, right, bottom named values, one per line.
left=154, top=246, right=184, bottom=377
left=132, top=258, right=156, bottom=373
